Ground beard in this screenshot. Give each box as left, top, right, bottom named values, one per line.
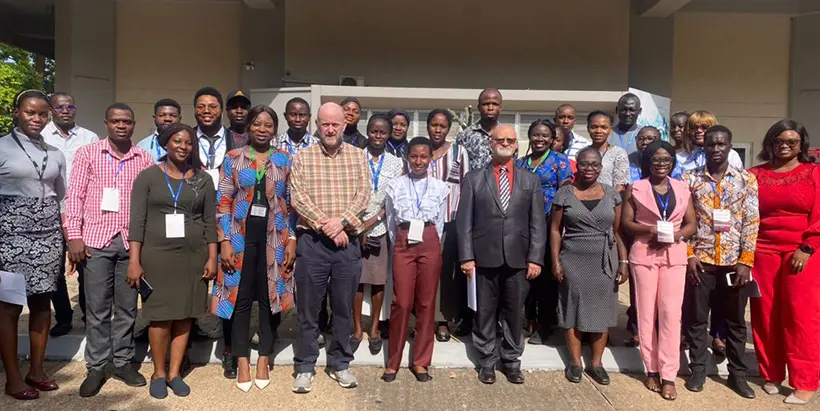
left=493, top=146, right=515, bottom=158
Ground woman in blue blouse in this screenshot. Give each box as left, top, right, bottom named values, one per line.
left=517, top=119, right=573, bottom=344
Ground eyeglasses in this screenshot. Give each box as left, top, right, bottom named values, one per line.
left=195, top=104, right=220, bottom=111
left=772, top=139, right=800, bottom=148
left=492, top=138, right=516, bottom=144
left=651, top=157, right=673, bottom=165
left=53, top=105, right=76, bottom=112
left=578, top=161, right=602, bottom=170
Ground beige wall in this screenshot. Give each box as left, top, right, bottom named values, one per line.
left=284, top=0, right=631, bottom=91
left=671, top=12, right=791, bottom=164
left=115, top=0, right=242, bottom=139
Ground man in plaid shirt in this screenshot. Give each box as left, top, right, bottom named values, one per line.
left=290, top=103, right=371, bottom=393
left=64, top=103, right=154, bottom=397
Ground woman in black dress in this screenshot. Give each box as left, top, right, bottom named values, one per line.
left=128, top=123, right=218, bottom=399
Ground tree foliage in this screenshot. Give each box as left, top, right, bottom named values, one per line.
left=0, top=43, right=55, bottom=134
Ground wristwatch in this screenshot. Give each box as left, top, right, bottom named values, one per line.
left=342, top=217, right=350, bottom=228
left=800, top=244, right=814, bottom=255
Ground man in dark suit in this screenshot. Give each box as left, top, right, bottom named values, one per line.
left=456, top=125, right=547, bottom=385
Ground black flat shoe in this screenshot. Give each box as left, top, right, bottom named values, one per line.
left=381, top=372, right=397, bottom=383
left=585, top=366, right=610, bottom=385
left=436, top=323, right=451, bottom=342
left=505, top=368, right=525, bottom=384
left=411, top=367, right=432, bottom=383
left=565, top=365, right=582, bottom=383
left=368, top=336, right=383, bottom=355
left=349, top=335, right=363, bottom=353
left=478, top=367, right=496, bottom=384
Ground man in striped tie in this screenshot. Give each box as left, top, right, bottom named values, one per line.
left=456, top=125, right=547, bottom=385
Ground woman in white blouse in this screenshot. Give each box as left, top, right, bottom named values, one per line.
left=382, top=137, right=449, bottom=383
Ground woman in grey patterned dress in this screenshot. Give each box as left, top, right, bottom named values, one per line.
left=0, top=90, right=67, bottom=400
left=587, top=111, right=630, bottom=191
left=550, top=147, right=628, bottom=387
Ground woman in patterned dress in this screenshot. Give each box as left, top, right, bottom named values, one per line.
left=0, top=90, right=67, bottom=400
left=212, top=105, right=296, bottom=392
left=352, top=114, right=404, bottom=354
left=587, top=111, right=629, bottom=191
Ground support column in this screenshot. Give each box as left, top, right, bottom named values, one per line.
left=790, top=3, right=820, bottom=142
left=628, top=0, right=675, bottom=97
left=55, top=0, right=115, bottom=136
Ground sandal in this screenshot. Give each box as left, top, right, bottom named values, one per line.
left=661, top=380, right=677, bottom=401
left=644, top=372, right=661, bottom=393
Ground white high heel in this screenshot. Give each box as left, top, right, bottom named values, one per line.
left=235, top=380, right=253, bottom=392
left=254, top=378, right=270, bottom=390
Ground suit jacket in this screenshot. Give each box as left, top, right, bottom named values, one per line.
left=456, top=163, right=547, bottom=269
left=628, top=177, right=691, bottom=266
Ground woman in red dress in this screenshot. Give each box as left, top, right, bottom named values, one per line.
left=749, top=119, right=820, bottom=405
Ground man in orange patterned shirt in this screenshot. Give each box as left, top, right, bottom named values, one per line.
left=683, top=125, right=759, bottom=399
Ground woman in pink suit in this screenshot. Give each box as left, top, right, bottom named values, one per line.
left=622, top=141, right=697, bottom=401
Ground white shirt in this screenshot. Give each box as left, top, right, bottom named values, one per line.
left=135, top=131, right=166, bottom=164
left=384, top=175, right=450, bottom=244
left=42, top=121, right=99, bottom=181
left=197, top=126, right=227, bottom=170
left=361, top=151, right=404, bottom=238
left=565, top=131, right=591, bottom=161
left=678, top=148, right=744, bottom=172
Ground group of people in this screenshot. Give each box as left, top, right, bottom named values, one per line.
left=0, top=86, right=817, bottom=406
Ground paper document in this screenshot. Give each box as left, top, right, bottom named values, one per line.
left=467, top=268, right=477, bottom=311
left=0, top=271, right=27, bottom=306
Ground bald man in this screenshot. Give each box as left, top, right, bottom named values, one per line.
left=290, top=103, right=372, bottom=393
left=608, top=93, right=644, bottom=155
left=456, top=125, right=547, bottom=385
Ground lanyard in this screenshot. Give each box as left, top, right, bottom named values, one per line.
left=150, top=134, right=163, bottom=159
left=600, top=145, right=609, bottom=159
left=366, top=151, right=385, bottom=191
left=709, top=175, right=733, bottom=207
left=250, top=146, right=271, bottom=200
left=200, top=135, right=224, bottom=169
left=10, top=129, right=48, bottom=183
left=388, top=140, right=406, bottom=155
left=409, top=176, right=429, bottom=216
left=654, top=180, right=672, bottom=220
left=163, top=165, right=185, bottom=212
left=527, top=150, right=551, bottom=170
left=107, top=152, right=126, bottom=180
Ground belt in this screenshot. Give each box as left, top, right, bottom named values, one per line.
left=398, top=221, right=433, bottom=229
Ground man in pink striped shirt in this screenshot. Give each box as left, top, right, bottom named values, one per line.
left=64, top=103, right=154, bottom=397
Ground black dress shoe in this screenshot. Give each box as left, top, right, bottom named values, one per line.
left=49, top=323, right=72, bottom=337
left=505, top=368, right=525, bottom=384
left=478, top=367, right=496, bottom=384
left=565, top=365, right=582, bottom=383
left=79, top=370, right=107, bottom=398
left=685, top=370, right=706, bottom=392
left=435, top=322, right=451, bottom=342
left=585, top=366, right=611, bottom=385
left=222, top=353, right=237, bottom=379
left=727, top=374, right=756, bottom=399
left=113, top=364, right=146, bottom=387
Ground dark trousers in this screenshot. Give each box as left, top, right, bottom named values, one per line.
left=525, top=229, right=556, bottom=330
left=473, top=264, right=529, bottom=370
left=388, top=226, right=442, bottom=369
left=52, top=253, right=86, bottom=325
left=685, top=263, right=750, bottom=376
left=232, top=240, right=281, bottom=358
left=439, top=222, right=470, bottom=323
left=626, top=278, right=639, bottom=335
left=84, top=235, right=137, bottom=371
left=293, top=231, right=361, bottom=373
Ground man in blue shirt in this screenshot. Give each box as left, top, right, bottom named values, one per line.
left=135, top=99, right=182, bottom=163
left=609, top=93, right=643, bottom=155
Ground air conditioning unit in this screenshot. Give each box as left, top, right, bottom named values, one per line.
left=339, top=76, right=365, bottom=86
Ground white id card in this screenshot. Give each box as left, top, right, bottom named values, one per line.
left=656, top=221, right=675, bottom=243
left=165, top=213, right=185, bottom=238
left=205, top=169, right=220, bottom=189
left=407, top=220, right=424, bottom=244
left=250, top=204, right=267, bottom=217
left=713, top=209, right=731, bottom=232
left=101, top=188, right=120, bottom=212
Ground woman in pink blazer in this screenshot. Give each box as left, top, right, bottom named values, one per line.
left=621, top=141, right=697, bottom=401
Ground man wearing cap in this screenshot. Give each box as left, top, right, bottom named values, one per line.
left=135, top=98, right=182, bottom=164
left=341, top=97, right=367, bottom=149
left=226, top=90, right=251, bottom=148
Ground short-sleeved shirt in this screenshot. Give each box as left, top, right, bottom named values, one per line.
left=457, top=123, right=493, bottom=171
left=516, top=151, right=573, bottom=214
left=599, top=145, right=630, bottom=188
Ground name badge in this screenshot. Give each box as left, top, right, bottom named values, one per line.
left=656, top=221, right=675, bottom=244
left=250, top=204, right=267, bottom=218
left=407, top=219, right=424, bottom=244
left=713, top=209, right=732, bottom=232
left=101, top=188, right=120, bottom=212
left=205, top=169, right=220, bottom=189
left=165, top=213, right=185, bottom=238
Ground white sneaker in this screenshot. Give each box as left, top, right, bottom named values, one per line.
left=329, top=369, right=358, bottom=388
left=292, top=373, right=314, bottom=393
